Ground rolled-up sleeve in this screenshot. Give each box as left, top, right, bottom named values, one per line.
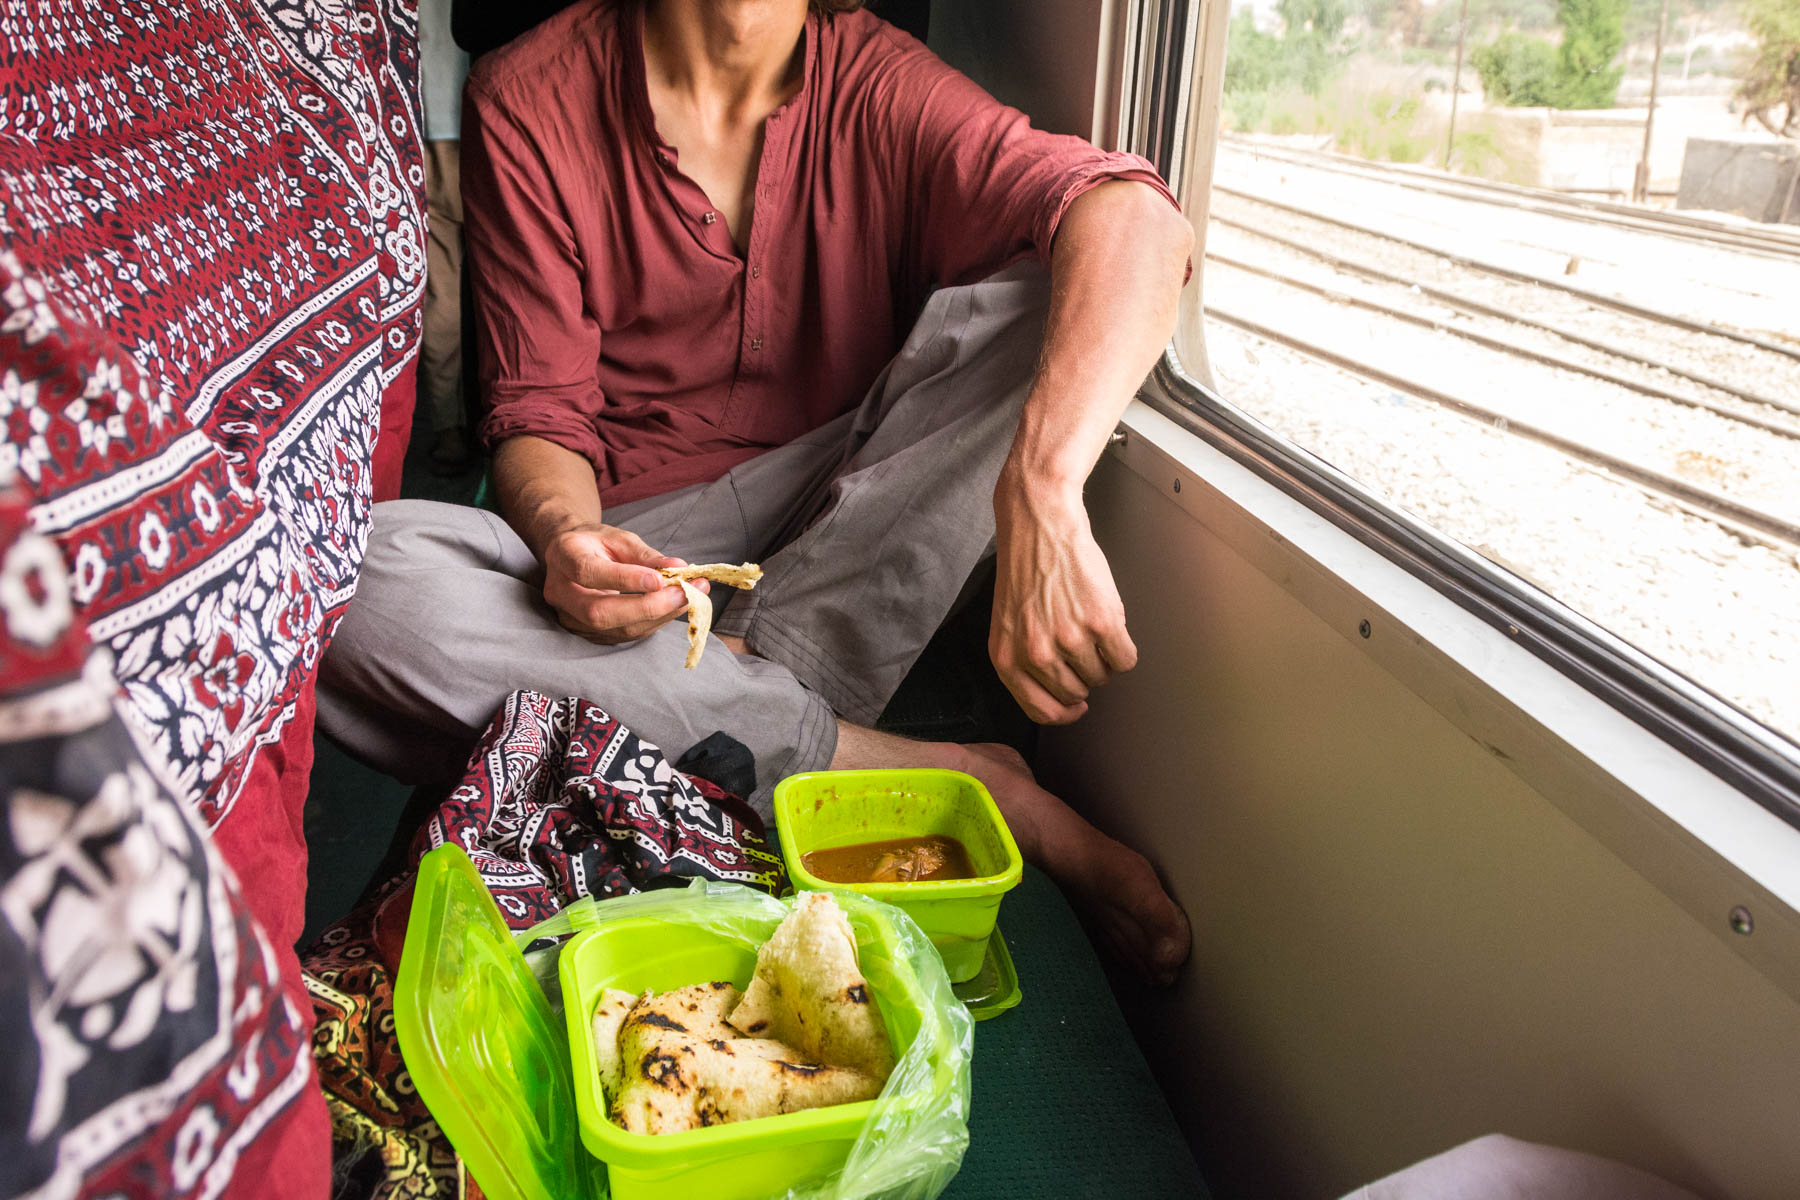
left=462, top=78, right=606, bottom=464
left=874, top=32, right=1180, bottom=289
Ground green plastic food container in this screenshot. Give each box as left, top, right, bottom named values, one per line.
left=394, top=845, right=605, bottom=1200
left=560, top=895, right=942, bottom=1200
left=775, top=769, right=1024, bottom=984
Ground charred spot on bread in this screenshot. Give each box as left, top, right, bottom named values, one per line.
left=629, top=1010, right=688, bottom=1033
left=777, top=1060, right=826, bottom=1076
left=640, top=1051, right=688, bottom=1091
left=710, top=980, right=731, bottom=991
left=708, top=1038, right=731, bottom=1053
left=742, top=1019, right=768, bottom=1034
left=845, top=984, right=868, bottom=1004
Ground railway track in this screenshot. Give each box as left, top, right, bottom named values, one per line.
left=1219, top=136, right=1800, bottom=262
left=1209, top=213, right=1800, bottom=424
left=1209, top=251, right=1800, bottom=440
left=1204, top=227, right=1800, bottom=433
left=1212, top=184, right=1800, bottom=364
left=1205, top=308, right=1800, bottom=550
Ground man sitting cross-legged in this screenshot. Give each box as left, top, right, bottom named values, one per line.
left=318, top=0, right=1194, bottom=981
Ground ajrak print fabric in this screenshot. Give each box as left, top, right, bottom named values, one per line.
left=415, top=689, right=786, bottom=922
left=0, top=496, right=322, bottom=1200
left=0, top=0, right=424, bottom=1194
left=0, top=0, right=425, bottom=864
left=304, top=688, right=785, bottom=1200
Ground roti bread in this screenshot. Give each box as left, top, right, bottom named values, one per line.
left=676, top=579, right=711, bottom=670
left=658, top=561, right=762, bottom=669
left=609, top=981, right=883, bottom=1134
left=727, top=892, right=896, bottom=1079
left=659, top=562, right=763, bottom=589
left=590, top=987, right=638, bottom=1102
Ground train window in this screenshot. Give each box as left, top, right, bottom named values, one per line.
left=1166, top=0, right=1800, bottom=754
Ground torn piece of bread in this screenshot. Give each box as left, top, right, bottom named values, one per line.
left=591, top=987, right=639, bottom=1104
left=659, top=562, right=763, bottom=590
left=727, top=892, right=895, bottom=1080
left=659, top=562, right=762, bottom=669
left=677, top=579, right=711, bottom=670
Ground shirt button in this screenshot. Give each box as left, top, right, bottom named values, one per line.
left=750, top=265, right=761, bottom=278
left=750, top=337, right=763, bottom=351
left=702, top=211, right=718, bottom=225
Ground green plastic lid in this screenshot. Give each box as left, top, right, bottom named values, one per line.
left=393, top=845, right=604, bottom=1200
left=952, top=925, right=1023, bottom=1021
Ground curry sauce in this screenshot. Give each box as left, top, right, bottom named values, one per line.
left=801, top=834, right=978, bottom=884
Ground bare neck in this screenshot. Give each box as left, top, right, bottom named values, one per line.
left=642, top=0, right=808, bottom=120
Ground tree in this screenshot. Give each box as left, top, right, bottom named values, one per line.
left=1555, top=0, right=1627, bottom=107
left=1221, top=0, right=1354, bottom=111
left=1277, top=0, right=1350, bottom=40
left=1276, top=0, right=1353, bottom=95
left=1473, top=33, right=1565, bottom=105
left=1224, top=9, right=1286, bottom=98
left=1738, top=0, right=1800, bottom=137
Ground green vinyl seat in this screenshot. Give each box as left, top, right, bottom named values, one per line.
left=946, top=864, right=1210, bottom=1199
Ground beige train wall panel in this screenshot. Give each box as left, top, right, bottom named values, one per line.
left=1042, top=429, right=1800, bottom=1200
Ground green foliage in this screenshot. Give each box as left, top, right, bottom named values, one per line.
left=1466, top=0, right=1628, bottom=111
left=1553, top=0, right=1625, bottom=107
left=1737, top=0, right=1800, bottom=137
left=1276, top=0, right=1349, bottom=41
left=1222, top=0, right=1353, bottom=108
left=1223, top=65, right=1535, bottom=183
left=1472, top=32, right=1564, bottom=105
left=1447, top=127, right=1509, bottom=175
left=1224, top=10, right=1286, bottom=97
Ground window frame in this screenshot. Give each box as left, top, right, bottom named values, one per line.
left=1118, top=0, right=1800, bottom=826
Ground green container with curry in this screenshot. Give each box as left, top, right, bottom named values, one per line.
left=774, top=769, right=1024, bottom=984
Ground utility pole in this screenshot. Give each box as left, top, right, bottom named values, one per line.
left=1445, top=0, right=1470, bottom=170
left=1633, top=0, right=1671, bottom=203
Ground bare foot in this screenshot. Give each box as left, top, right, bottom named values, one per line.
left=960, top=743, right=1191, bottom=985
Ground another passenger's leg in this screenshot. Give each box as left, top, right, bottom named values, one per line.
left=1347, top=1134, right=1704, bottom=1200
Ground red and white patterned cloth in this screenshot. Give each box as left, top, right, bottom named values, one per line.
left=0, top=0, right=427, bottom=1195
left=0, top=495, right=325, bottom=1199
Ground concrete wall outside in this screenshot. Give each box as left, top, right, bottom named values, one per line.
left=1676, top=137, right=1800, bottom=224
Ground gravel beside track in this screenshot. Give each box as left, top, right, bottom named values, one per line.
left=1201, top=145, right=1800, bottom=743
left=1206, top=322, right=1800, bottom=741
left=1210, top=192, right=1800, bottom=401
left=1207, top=220, right=1800, bottom=423
left=1206, top=261, right=1800, bottom=525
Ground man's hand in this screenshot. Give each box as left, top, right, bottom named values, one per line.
left=989, top=479, right=1138, bottom=724
left=982, top=181, right=1184, bottom=723
left=542, top=525, right=704, bottom=644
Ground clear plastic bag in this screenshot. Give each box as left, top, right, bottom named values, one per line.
left=518, top=881, right=975, bottom=1200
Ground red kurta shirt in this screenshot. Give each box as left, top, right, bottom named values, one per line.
left=463, top=0, right=1177, bottom=506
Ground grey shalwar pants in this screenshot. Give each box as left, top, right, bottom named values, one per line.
left=317, top=265, right=1051, bottom=815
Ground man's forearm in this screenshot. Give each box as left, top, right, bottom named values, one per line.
left=494, top=435, right=605, bottom=561
left=1000, top=181, right=1192, bottom=503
